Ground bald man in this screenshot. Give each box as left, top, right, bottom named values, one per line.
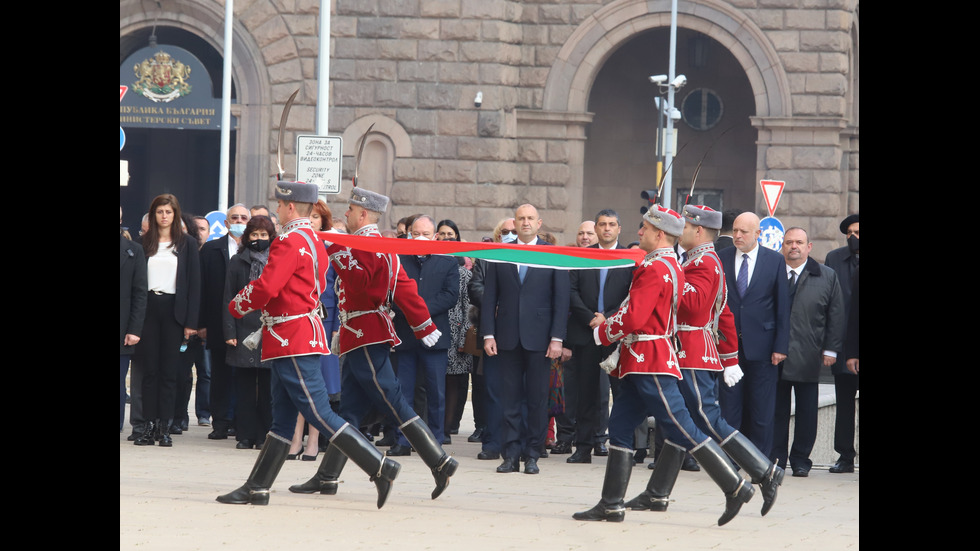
left=716, top=212, right=790, bottom=458
left=575, top=221, right=597, bottom=247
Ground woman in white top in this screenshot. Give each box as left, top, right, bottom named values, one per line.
left=134, top=194, right=201, bottom=447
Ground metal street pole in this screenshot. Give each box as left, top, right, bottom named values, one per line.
left=218, top=0, right=233, bottom=212
left=316, top=1, right=330, bottom=135
left=662, top=0, right=679, bottom=210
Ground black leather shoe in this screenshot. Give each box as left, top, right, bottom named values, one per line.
left=467, top=428, right=484, bottom=442
left=551, top=441, right=572, bottom=454
left=497, top=457, right=519, bottom=473
left=593, top=442, right=609, bottom=456
left=681, top=455, right=701, bottom=472
left=169, top=424, right=183, bottom=435
left=236, top=440, right=254, bottom=450
left=208, top=430, right=228, bottom=440
left=828, top=459, right=854, bottom=473
left=567, top=447, right=592, bottom=464
left=524, top=457, right=540, bottom=474
left=442, top=435, right=451, bottom=445
left=375, top=433, right=397, bottom=447
left=386, top=444, right=412, bottom=456
left=477, top=450, right=500, bottom=460
left=791, top=466, right=809, bottom=477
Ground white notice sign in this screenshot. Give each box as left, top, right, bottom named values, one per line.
left=296, top=135, right=344, bottom=195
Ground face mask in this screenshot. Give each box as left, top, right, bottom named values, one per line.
left=228, top=223, right=247, bottom=238
left=846, top=234, right=859, bottom=254
left=248, top=239, right=271, bottom=252
left=501, top=233, right=517, bottom=244
left=413, top=235, right=429, bottom=241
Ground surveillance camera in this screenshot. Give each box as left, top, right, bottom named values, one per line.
left=670, top=75, right=687, bottom=89
left=474, top=91, right=483, bottom=108
left=669, top=108, right=682, bottom=121
left=648, top=74, right=668, bottom=85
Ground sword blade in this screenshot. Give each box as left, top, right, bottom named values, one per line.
left=276, top=89, right=300, bottom=181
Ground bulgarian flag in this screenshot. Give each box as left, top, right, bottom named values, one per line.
left=317, top=231, right=643, bottom=269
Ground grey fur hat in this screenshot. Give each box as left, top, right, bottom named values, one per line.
left=643, top=204, right=685, bottom=237
left=682, top=204, right=722, bottom=230
left=349, top=187, right=390, bottom=214
left=274, top=181, right=318, bottom=204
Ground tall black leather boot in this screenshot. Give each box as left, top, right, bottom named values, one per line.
left=572, top=446, right=633, bottom=522
left=133, top=420, right=156, bottom=446
left=401, top=417, right=459, bottom=499
left=330, top=424, right=401, bottom=509
left=625, top=441, right=685, bottom=511
left=288, top=442, right=348, bottom=495
left=156, top=418, right=173, bottom=447
left=216, top=433, right=290, bottom=505
left=690, top=439, right=755, bottom=526
left=721, top=431, right=784, bottom=516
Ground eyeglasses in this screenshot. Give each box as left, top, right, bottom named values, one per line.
left=501, top=230, right=517, bottom=236
left=229, top=214, right=249, bottom=222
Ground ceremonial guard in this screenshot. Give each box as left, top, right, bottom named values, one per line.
left=625, top=205, right=784, bottom=517
left=289, top=187, right=459, bottom=501
left=573, top=205, right=754, bottom=526
left=216, top=181, right=401, bottom=509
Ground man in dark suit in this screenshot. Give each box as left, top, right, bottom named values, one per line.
left=388, top=215, right=460, bottom=456
left=482, top=204, right=570, bottom=475
left=823, top=213, right=859, bottom=473
left=718, top=212, right=790, bottom=458
left=121, top=208, right=147, bottom=433
left=564, top=209, right=634, bottom=464
left=714, top=209, right=738, bottom=251
left=198, top=203, right=250, bottom=439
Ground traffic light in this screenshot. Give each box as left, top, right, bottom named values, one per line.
left=640, top=189, right=658, bottom=215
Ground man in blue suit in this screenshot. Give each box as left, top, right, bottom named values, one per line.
left=388, top=215, right=460, bottom=456
left=482, top=204, right=571, bottom=475
left=718, top=212, right=790, bottom=458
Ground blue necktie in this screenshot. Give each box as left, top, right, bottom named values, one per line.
left=519, top=264, right=527, bottom=283
left=597, top=268, right=608, bottom=313
left=737, top=253, right=749, bottom=297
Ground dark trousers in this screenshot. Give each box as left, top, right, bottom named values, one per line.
left=339, top=344, right=420, bottom=431
left=233, top=366, right=273, bottom=444
left=445, top=373, right=469, bottom=435
left=497, top=347, right=550, bottom=460
left=773, top=378, right=818, bottom=470
left=136, top=293, right=182, bottom=422
left=471, top=370, right=486, bottom=429
left=175, top=336, right=210, bottom=426
left=718, top=355, right=778, bottom=458
left=208, top=343, right=235, bottom=432
left=393, top=348, right=448, bottom=447
left=833, top=372, right=859, bottom=462
left=568, top=343, right=613, bottom=447
left=480, top=354, right=503, bottom=454
left=608, top=374, right=709, bottom=451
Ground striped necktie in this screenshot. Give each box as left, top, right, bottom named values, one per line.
left=736, top=254, right=749, bottom=297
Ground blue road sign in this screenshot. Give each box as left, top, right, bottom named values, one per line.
left=120, top=127, right=126, bottom=151
left=758, top=216, right=784, bottom=252
left=204, top=210, right=228, bottom=243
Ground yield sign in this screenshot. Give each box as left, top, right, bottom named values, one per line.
left=120, top=85, right=128, bottom=102
left=760, top=180, right=785, bottom=217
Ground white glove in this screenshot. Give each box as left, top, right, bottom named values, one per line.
left=421, top=329, right=442, bottom=348
left=723, top=364, right=744, bottom=387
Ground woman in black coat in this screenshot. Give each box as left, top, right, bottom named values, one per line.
left=222, top=215, right=277, bottom=449
left=134, top=194, right=201, bottom=447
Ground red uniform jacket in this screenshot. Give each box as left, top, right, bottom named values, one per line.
left=228, top=218, right=330, bottom=361
left=676, top=242, right=739, bottom=371
left=325, top=224, right=437, bottom=355
left=596, top=248, right=684, bottom=379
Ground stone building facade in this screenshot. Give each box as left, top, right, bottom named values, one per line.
left=120, top=0, right=859, bottom=259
